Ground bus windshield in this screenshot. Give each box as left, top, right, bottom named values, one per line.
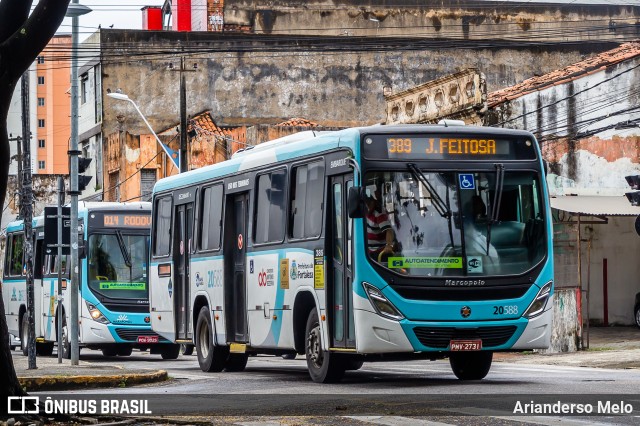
left=87, top=233, right=149, bottom=300
left=364, top=169, right=546, bottom=277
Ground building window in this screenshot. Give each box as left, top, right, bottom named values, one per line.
left=37, top=97, right=45, bottom=107
left=38, top=119, right=45, bottom=128
left=38, top=139, right=45, bottom=148
left=38, top=161, right=45, bottom=169
left=109, top=171, right=120, bottom=202
left=37, top=56, right=45, bottom=64
left=80, top=74, right=88, bottom=104
left=37, top=76, right=44, bottom=85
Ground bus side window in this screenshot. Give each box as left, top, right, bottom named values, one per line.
left=8, top=234, right=25, bottom=276
left=153, top=196, right=172, bottom=257
left=289, top=160, right=324, bottom=239
left=199, top=184, right=223, bottom=251
left=254, top=169, right=287, bottom=244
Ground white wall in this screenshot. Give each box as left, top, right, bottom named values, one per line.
left=191, top=0, right=208, bottom=31
left=580, top=217, right=640, bottom=325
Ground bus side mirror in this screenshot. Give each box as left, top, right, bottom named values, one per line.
left=348, top=187, right=365, bottom=218
left=79, top=240, right=87, bottom=259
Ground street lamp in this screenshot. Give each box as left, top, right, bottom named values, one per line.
left=68, top=0, right=92, bottom=366
left=107, top=92, right=180, bottom=170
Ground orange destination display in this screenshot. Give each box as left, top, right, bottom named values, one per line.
left=363, top=134, right=537, bottom=161
left=90, top=212, right=151, bottom=228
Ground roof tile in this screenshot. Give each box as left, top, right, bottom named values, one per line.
left=488, top=41, right=640, bottom=107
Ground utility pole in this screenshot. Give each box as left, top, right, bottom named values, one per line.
left=171, top=56, right=197, bottom=173
left=19, top=70, right=36, bottom=370
left=68, top=0, right=87, bottom=366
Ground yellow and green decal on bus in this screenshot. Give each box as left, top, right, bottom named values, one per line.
left=98, top=282, right=147, bottom=290
left=388, top=257, right=463, bottom=269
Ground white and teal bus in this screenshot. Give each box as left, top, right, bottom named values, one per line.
left=149, top=124, right=553, bottom=383
left=2, top=202, right=179, bottom=359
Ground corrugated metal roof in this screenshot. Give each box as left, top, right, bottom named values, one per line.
left=550, top=195, right=640, bottom=217
left=488, top=41, right=640, bottom=107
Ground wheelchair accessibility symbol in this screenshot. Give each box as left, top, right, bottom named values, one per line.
left=459, top=174, right=475, bottom=190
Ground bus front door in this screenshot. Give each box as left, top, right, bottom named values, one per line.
left=173, top=203, right=194, bottom=341
left=223, top=192, right=249, bottom=343
left=329, top=175, right=356, bottom=349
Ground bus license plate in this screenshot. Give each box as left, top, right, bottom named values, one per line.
left=138, top=335, right=159, bottom=344
left=449, top=340, right=482, bottom=351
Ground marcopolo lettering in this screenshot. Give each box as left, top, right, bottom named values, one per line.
left=444, top=279, right=486, bottom=286
left=330, top=158, right=348, bottom=168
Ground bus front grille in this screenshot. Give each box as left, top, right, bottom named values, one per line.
left=391, top=285, right=531, bottom=301
left=413, top=325, right=517, bottom=349
left=115, top=328, right=169, bottom=343
left=102, top=303, right=150, bottom=313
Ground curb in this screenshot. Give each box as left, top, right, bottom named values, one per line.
left=18, top=370, right=168, bottom=392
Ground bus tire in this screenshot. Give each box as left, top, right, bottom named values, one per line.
left=225, top=353, right=249, bottom=372
left=20, top=314, right=29, bottom=356
left=60, top=317, right=71, bottom=360
left=36, top=342, right=54, bottom=357
left=305, top=308, right=345, bottom=383
left=102, top=347, right=118, bottom=357
left=180, top=344, right=194, bottom=356
left=161, top=344, right=181, bottom=360
left=344, top=357, right=364, bottom=371
left=196, top=306, right=228, bottom=372
left=117, top=346, right=133, bottom=357
left=449, top=351, right=493, bottom=380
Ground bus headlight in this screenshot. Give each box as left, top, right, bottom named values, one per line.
left=86, top=302, right=110, bottom=324
left=523, top=281, right=553, bottom=319
left=363, top=283, right=404, bottom=321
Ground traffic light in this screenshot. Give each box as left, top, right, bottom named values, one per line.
left=78, top=156, right=93, bottom=192
left=625, top=175, right=640, bottom=206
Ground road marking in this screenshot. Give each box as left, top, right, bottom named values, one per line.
left=345, top=416, right=455, bottom=426
left=443, top=407, right=615, bottom=426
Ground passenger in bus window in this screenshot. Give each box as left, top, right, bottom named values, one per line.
left=365, top=186, right=395, bottom=262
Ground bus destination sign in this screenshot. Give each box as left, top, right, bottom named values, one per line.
left=363, top=134, right=537, bottom=161
left=90, top=213, right=151, bottom=228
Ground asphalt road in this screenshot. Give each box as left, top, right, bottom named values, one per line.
left=29, top=348, right=640, bottom=425
left=68, top=349, right=640, bottom=394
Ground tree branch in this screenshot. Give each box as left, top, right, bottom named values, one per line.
left=0, top=0, right=33, bottom=44
left=0, top=0, right=71, bottom=83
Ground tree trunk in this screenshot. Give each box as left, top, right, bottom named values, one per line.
left=0, top=0, right=72, bottom=406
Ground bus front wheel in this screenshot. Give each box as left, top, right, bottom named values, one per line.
left=196, top=306, right=229, bottom=372
left=305, top=308, right=345, bottom=383
left=161, top=344, right=180, bottom=360
left=20, top=314, right=29, bottom=356
left=449, top=351, right=493, bottom=380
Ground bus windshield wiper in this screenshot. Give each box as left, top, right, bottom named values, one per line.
left=115, top=230, right=132, bottom=268
left=486, top=163, right=505, bottom=254
left=407, top=164, right=456, bottom=251
left=407, top=164, right=451, bottom=218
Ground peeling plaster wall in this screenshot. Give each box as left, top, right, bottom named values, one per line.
left=100, top=30, right=617, bottom=135
left=490, top=57, right=640, bottom=195
left=544, top=288, right=581, bottom=353
left=223, top=0, right=640, bottom=42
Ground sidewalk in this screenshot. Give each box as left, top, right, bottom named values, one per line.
left=494, top=326, right=640, bottom=369
left=12, top=354, right=168, bottom=391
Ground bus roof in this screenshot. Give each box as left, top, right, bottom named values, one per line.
left=4, top=202, right=151, bottom=231
left=153, top=124, right=537, bottom=194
